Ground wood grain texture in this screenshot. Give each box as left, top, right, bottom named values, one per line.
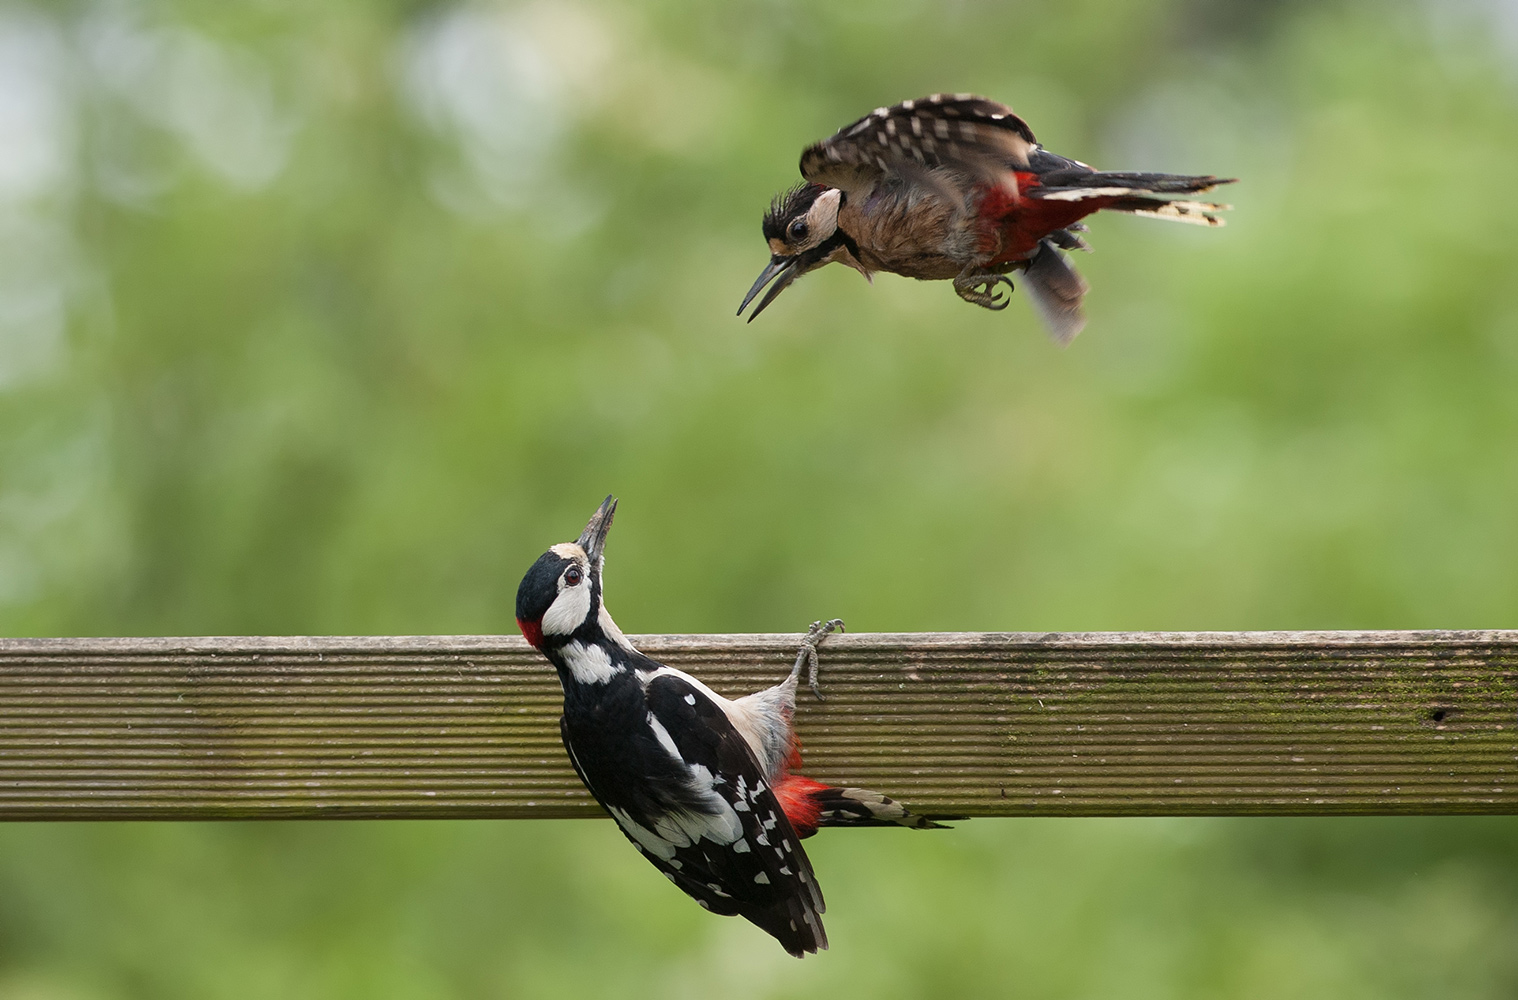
left=2, top=631, right=1515, bottom=820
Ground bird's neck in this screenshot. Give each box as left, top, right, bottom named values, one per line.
left=541, top=605, right=638, bottom=690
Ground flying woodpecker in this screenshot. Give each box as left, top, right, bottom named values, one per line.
left=516, top=496, right=946, bottom=957
left=740, top=93, right=1235, bottom=342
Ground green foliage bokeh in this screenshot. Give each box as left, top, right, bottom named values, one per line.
left=0, top=0, right=1516, bottom=996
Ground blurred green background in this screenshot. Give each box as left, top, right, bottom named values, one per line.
left=1, top=0, right=1517, bottom=995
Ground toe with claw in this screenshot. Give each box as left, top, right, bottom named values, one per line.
left=790, top=618, right=844, bottom=702
left=953, top=268, right=1014, bottom=311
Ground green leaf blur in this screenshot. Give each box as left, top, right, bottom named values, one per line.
left=1, top=0, right=1516, bottom=996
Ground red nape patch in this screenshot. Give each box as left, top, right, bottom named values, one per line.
left=774, top=775, right=830, bottom=838
left=517, top=618, right=543, bottom=649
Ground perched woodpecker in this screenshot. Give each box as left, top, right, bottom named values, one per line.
left=516, top=496, right=945, bottom=957
left=739, top=93, right=1235, bottom=342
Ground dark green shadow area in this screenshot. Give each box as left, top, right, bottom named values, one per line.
left=2, top=817, right=1516, bottom=999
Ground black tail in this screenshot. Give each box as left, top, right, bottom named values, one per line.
left=1077, top=170, right=1229, bottom=193
left=1030, top=171, right=1235, bottom=226
left=1035, top=169, right=1232, bottom=194
left=808, top=786, right=961, bottom=834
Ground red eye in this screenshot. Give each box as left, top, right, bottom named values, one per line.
left=565, top=566, right=583, bottom=587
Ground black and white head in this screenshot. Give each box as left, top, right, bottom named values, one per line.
left=737, top=183, right=857, bottom=321
left=516, top=495, right=617, bottom=650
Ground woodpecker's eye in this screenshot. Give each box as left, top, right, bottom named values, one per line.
left=787, top=219, right=808, bottom=241
left=564, top=566, right=583, bottom=587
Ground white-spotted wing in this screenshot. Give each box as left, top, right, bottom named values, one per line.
left=607, top=672, right=827, bottom=956
left=800, top=93, right=1039, bottom=197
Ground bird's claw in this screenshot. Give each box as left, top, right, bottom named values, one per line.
left=953, top=270, right=1013, bottom=311
left=791, top=618, right=844, bottom=702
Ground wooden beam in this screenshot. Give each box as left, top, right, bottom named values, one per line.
left=1, top=631, right=1515, bottom=820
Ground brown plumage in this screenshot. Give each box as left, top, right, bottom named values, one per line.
left=740, top=93, right=1235, bottom=343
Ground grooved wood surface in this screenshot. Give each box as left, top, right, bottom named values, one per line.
left=2, top=631, right=1516, bottom=820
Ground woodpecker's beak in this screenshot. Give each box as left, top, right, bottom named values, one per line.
left=737, top=255, right=800, bottom=322
left=577, top=495, right=617, bottom=565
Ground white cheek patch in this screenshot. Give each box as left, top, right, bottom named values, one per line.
left=542, top=580, right=592, bottom=636
left=804, top=188, right=842, bottom=246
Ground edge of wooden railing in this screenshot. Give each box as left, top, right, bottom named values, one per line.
left=2, top=630, right=1515, bottom=820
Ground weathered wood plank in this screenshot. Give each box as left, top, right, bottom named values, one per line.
left=1, top=631, right=1515, bottom=820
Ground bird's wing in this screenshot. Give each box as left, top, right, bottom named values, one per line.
left=800, top=94, right=1038, bottom=198
left=607, top=672, right=827, bottom=957
left=1021, top=238, right=1090, bottom=345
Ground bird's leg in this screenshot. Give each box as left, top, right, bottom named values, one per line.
left=789, top=619, right=845, bottom=702
left=953, top=267, right=1014, bottom=311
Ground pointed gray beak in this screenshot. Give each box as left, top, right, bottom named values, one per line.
left=577, top=495, right=617, bottom=564
left=737, top=255, right=798, bottom=322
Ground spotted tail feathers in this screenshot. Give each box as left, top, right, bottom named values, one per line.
left=776, top=774, right=959, bottom=839
left=1031, top=170, right=1235, bottom=227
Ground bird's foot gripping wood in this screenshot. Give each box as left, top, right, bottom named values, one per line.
left=953, top=268, right=1014, bottom=311
left=790, top=619, right=844, bottom=702
left=779, top=616, right=966, bottom=835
